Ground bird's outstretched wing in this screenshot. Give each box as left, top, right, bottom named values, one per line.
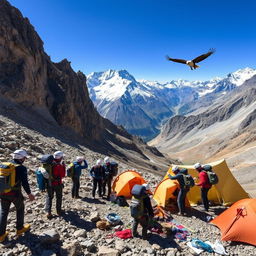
left=192, top=49, right=215, bottom=63
left=166, top=55, right=187, bottom=64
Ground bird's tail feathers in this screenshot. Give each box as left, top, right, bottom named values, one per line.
left=194, top=64, right=200, bottom=69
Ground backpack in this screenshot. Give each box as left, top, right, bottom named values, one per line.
left=39, top=154, right=54, bottom=165
left=37, top=155, right=55, bottom=187
left=66, top=163, right=75, bottom=178
left=110, top=162, right=118, bottom=176
left=130, top=197, right=144, bottom=218
left=203, top=165, right=219, bottom=185
left=131, top=184, right=146, bottom=197
left=104, top=162, right=118, bottom=177
left=0, top=162, right=18, bottom=193
left=35, top=169, right=46, bottom=191
left=182, top=174, right=195, bottom=188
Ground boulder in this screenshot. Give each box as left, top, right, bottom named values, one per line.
left=73, top=229, right=87, bottom=238
left=41, top=229, right=60, bottom=244
left=90, top=212, right=100, bottom=222
left=98, top=246, right=119, bottom=256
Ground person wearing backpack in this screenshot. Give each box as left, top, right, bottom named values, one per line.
left=90, top=159, right=105, bottom=199
left=102, top=157, right=116, bottom=200
left=194, top=162, right=212, bottom=212
left=45, top=151, right=65, bottom=219
left=130, top=184, right=154, bottom=240
left=71, top=156, right=88, bottom=199
left=168, top=166, right=193, bottom=216
left=0, top=149, right=35, bottom=243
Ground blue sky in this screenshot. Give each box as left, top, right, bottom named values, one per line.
left=8, top=0, right=256, bottom=81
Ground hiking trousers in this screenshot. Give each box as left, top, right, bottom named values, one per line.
left=92, top=178, right=102, bottom=198
left=177, top=188, right=189, bottom=214
left=72, top=176, right=80, bottom=198
left=0, top=192, right=24, bottom=236
left=132, top=215, right=149, bottom=238
left=45, top=184, right=63, bottom=214
left=102, top=176, right=113, bottom=198
left=201, top=187, right=210, bottom=211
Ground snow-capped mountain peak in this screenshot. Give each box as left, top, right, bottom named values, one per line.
left=226, top=67, right=256, bottom=86
left=87, top=67, right=256, bottom=141
left=87, top=69, right=149, bottom=102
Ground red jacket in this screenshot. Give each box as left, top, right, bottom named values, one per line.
left=197, top=171, right=211, bottom=189
left=51, top=160, right=65, bottom=186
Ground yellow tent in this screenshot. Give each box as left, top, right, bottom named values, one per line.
left=112, top=170, right=146, bottom=198
left=164, top=159, right=249, bottom=206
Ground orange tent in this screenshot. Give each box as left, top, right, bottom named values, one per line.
left=211, top=198, right=256, bottom=246
left=153, top=178, right=180, bottom=207
left=112, top=170, right=146, bottom=198
left=153, top=178, right=190, bottom=212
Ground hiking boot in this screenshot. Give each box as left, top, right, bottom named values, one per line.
left=16, top=224, right=30, bottom=236
left=132, top=232, right=139, bottom=238
left=57, top=211, right=64, bottom=217
left=0, top=232, right=8, bottom=243
left=46, top=213, right=53, bottom=219
left=142, top=234, right=148, bottom=240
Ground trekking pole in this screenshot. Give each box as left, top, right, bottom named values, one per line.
left=223, top=207, right=245, bottom=236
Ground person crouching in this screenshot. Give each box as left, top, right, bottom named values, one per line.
left=130, top=184, right=154, bottom=240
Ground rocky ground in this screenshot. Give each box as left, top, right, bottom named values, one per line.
left=0, top=116, right=256, bottom=256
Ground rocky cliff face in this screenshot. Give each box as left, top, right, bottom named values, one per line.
left=0, top=0, right=171, bottom=172
left=160, top=87, right=256, bottom=140
left=0, top=0, right=102, bottom=141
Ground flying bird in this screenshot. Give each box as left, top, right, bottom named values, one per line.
left=166, top=49, right=215, bottom=70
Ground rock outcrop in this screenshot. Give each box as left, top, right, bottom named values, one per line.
left=0, top=0, right=171, bottom=172
left=0, top=0, right=101, bottom=141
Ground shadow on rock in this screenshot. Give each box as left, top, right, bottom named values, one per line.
left=81, top=197, right=106, bottom=205
left=148, top=233, right=180, bottom=249
left=62, top=210, right=95, bottom=231
left=189, top=208, right=214, bottom=222
left=2, top=232, right=67, bottom=256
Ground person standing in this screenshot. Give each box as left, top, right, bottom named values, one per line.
left=71, top=156, right=88, bottom=199
left=131, top=184, right=154, bottom=240
left=45, top=151, right=65, bottom=218
left=0, top=149, right=35, bottom=243
left=168, top=166, right=193, bottom=215
left=102, top=157, right=114, bottom=200
left=90, top=159, right=104, bottom=199
left=194, top=162, right=212, bottom=211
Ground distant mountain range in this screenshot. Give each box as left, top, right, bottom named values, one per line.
left=87, top=67, right=256, bottom=141
left=149, top=75, right=256, bottom=196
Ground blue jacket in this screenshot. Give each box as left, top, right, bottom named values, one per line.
left=73, top=160, right=88, bottom=177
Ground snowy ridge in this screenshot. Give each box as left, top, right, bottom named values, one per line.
left=87, top=67, right=256, bottom=140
